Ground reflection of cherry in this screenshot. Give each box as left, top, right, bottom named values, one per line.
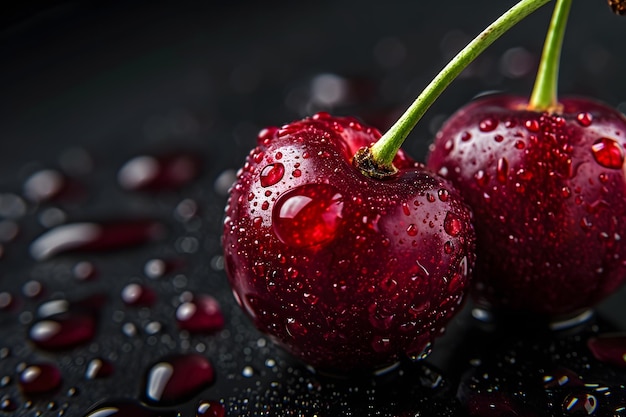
left=223, top=114, right=474, bottom=372
left=427, top=0, right=626, bottom=317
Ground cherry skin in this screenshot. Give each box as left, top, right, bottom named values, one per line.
left=223, top=112, right=475, bottom=373
left=427, top=95, right=626, bottom=319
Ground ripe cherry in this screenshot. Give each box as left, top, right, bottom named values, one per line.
left=427, top=0, right=626, bottom=320
left=222, top=0, right=549, bottom=372
left=223, top=114, right=474, bottom=372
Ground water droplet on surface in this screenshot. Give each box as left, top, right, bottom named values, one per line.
left=272, top=184, right=344, bottom=248
left=591, top=137, right=624, bottom=169
left=176, top=295, right=224, bottom=333
left=479, top=118, right=498, bottom=132
left=85, top=358, right=114, bottom=379
left=23, top=169, right=66, bottom=203
left=29, top=313, right=96, bottom=350
left=29, top=220, right=164, bottom=260
left=142, top=353, right=214, bottom=405
left=577, top=112, right=593, bottom=127
left=474, top=170, right=488, bottom=187
left=461, top=131, right=473, bottom=141
left=121, top=283, right=156, bottom=307
left=118, top=152, right=201, bottom=191
left=406, top=224, right=418, bottom=237
left=562, top=391, right=598, bottom=415
left=197, top=401, right=226, bottom=417
left=496, top=157, right=508, bottom=183
left=19, top=363, right=62, bottom=394
left=259, top=163, right=285, bottom=187
left=0, top=193, right=27, bottom=219
left=525, top=119, right=540, bottom=132
left=444, top=212, right=462, bottom=237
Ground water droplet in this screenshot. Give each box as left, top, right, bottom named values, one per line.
left=285, top=317, right=308, bottom=338
left=29, top=220, right=164, bottom=260
left=176, top=295, right=224, bottom=333
left=19, top=363, right=62, bottom=394
left=29, top=313, right=96, bottom=350
left=142, top=354, right=214, bottom=406
left=577, top=112, right=593, bottom=127
left=118, top=152, right=201, bottom=191
left=259, top=163, right=285, bottom=187
left=587, top=333, right=626, bottom=368
left=23, top=169, right=67, bottom=203
left=461, top=131, right=473, bottom=141
left=438, top=189, right=450, bottom=202
left=292, top=169, right=302, bottom=178
left=496, top=157, right=509, bottom=183
left=272, top=184, right=344, bottom=248
left=444, top=212, right=462, bottom=237
left=479, top=117, right=498, bottom=132
left=474, top=170, right=488, bottom=187
left=591, top=137, right=624, bottom=169
left=371, top=335, right=392, bottom=353
left=494, top=134, right=504, bottom=142
left=514, top=140, right=525, bottom=149
left=525, top=119, right=540, bottom=132
left=85, top=358, right=114, bottom=379
left=406, top=224, right=418, bottom=237
left=562, top=391, right=598, bottom=415
left=197, top=401, right=225, bottom=417
left=121, top=283, right=156, bottom=307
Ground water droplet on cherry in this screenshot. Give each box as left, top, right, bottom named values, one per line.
left=444, top=212, right=462, bottom=237
left=591, top=137, right=624, bottom=169
left=272, top=184, right=344, bottom=248
left=260, top=163, right=285, bottom=187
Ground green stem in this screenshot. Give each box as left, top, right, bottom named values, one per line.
left=528, top=0, right=572, bottom=111
left=368, top=0, right=551, bottom=171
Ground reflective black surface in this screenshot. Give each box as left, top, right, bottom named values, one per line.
left=1, top=1, right=626, bottom=416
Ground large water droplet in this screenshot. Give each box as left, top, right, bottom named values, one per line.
left=197, top=401, right=226, bottom=417
left=591, top=137, right=624, bottom=169
left=29, top=313, right=96, bottom=350
left=479, top=117, right=498, bottom=132
left=562, top=391, right=598, bottom=415
left=272, top=184, right=344, bottom=248
left=142, top=353, right=215, bottom=406
left=259, top=163, right=285, bottom=187
left=576, top=112, right=593, bottom=127
left=29, top=220, right=164, bottom=260
left=118, top=152, right=201, bottom=191
left=19, top=363, right=62, bottom=394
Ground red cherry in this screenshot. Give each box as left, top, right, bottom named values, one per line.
left=427, top=95, right=626, bottom=317
left=223, top=113, right=475, bottom=372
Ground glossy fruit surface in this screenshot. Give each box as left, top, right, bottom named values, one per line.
left=427, top=95, right=626, bottom=318
left=223, top=113, right=475, bottom=372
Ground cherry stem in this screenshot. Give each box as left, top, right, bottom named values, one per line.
left=368, top=0, right=551, bottom=172
left=528, top=0, right=572, bottom=111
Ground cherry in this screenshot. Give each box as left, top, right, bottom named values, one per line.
left=223, top=0, right=549, bottom=372
left=223, top=113, right=474, bottom=372
left=427, top=0, right=626, bottom=319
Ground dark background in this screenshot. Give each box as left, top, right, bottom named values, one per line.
left=1, top=1, right=626, bottom=416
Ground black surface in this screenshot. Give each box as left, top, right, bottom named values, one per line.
left=1, top=1, right=626, bottom=416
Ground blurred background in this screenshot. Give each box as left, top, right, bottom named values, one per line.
left=1, top=1, right=626, bottom=416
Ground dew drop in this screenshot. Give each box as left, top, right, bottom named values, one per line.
left=29, top=220, right=164, bottom=260
left=118, top=152, right=201, bottom=191
left=85, top=358, right=114, bottom=380
left=23, top=169, right=67, bottom=203
left=176, top=294, right=224, bottom=333
left=438, top=189, right=450, bottom=202
left=142, top=353, right=215, bottom=406
left=514, top=140, right=525, bottom=150
left=577, top=112, right=593, bottom=127
left=562, top=391, right=598, bottom=415
left=525, top=119, right=540, bottom=132
left=406, top=224, right=418, bottom=237
left=496, top=157, right=509, bottom=183
left=474, top=170, right=488, bottom=187
left=121, top=283, right=156, bottom=307
left=29, top=313, right=96, bottom=350
left=478, top=117, right=498, bottom=132
left=461, top=131, right=472, bottom=141
left=19, top=363, right=62, bottom=394
left=272, top=184, right=344, bottom=248
left=260, top=163, right=285, bottom=187
left=591, top=137, right=624, bottom=169
left=197, top=401, right=226, bottom=417
left=444, top=212, right=462, bottom=237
